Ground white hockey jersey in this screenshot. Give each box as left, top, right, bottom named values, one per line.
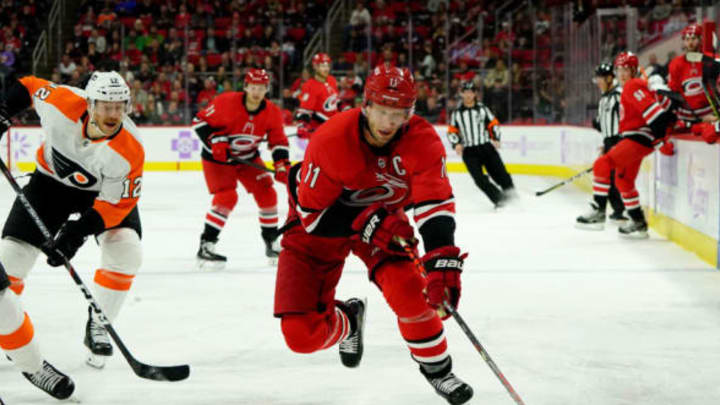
left=20, top=76, right=144, bottom=228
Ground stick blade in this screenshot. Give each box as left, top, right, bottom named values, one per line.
left=133, top=362, right=190, bottom=382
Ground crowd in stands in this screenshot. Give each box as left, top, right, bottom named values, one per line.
left=1, top=0, right=715, bottom=127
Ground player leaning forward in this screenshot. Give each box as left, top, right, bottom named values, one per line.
left=274, top=66, right=474, bottom=405
left=0, top=71, right=144, bottom=375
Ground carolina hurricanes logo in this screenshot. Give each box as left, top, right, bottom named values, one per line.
left=228, top=134, right=261, bottom=155
left=323, top=94, right=339, bottom=113
left=682, top=78, right=704, bottom=97
left=340, top=172, right=409, bottom=206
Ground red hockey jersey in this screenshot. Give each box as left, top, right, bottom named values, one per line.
left=192, top=92, right=289, bottom=163
left=297, top=76, right=339, bottom=130
left=288, top=108, right=455, bottom=245
left=668, top=54, right=713, bottom=121
left=619, top=78, right=673, bottom=146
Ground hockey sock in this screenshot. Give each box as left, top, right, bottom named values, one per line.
left=258, top=206, right=279, bottom=232
left=419, top=356, right=452, bottom=376
left=592, top=178, right=610, bottom=211
left=281, top=309, right=351, bottom=353
left=0, top=289, right=42, bottom=373
left=203, top=209, right=227, bottom=241
left=621, top=190, right=641, bottom=213
left=398, top=308, right=449, bottom=365
left=8, top=275, right=24, bottom=295
left=626, top=207, right=646, bottom=223
left=261, top=226, right=279, bottom=242
left=93, top=269, right=135, bottom=322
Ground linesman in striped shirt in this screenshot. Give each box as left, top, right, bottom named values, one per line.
left=448, top=81, right=515, bottom=207
left=590, top=63, right=626, bottom=223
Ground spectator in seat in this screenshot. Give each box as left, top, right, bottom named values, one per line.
left=196, top=77, right=217, bottom=108
left=483, top=59, right=509, bottom=121
left=58, top=54, right=77, bottom=82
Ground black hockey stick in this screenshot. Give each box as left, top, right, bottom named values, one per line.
left=535, top=167, right=592, bottom=197
left=394, top=236, right=527, bottom=405
left=231, top=157, right=276, bottom=173
left=0, top=159, right=190, bottom=382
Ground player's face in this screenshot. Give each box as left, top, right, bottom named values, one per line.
left=684, top=35, right=701, bottom=52
left=461, top=89, right=476, bottom=104
left=314, top=62, right=330, bottom=79
left=245, top=83, right=268, bottom=104
left=615, top=66, right=633, bottom=85
left=364, top=102, right=411, bottom=147
left=92, top=100, right=126, bottom=134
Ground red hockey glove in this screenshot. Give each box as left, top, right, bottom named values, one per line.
left=659, top=140, right=675, bottom=156
left=210, top=136, right=230, bottom=161
left=691, top=122, right=720, bottom=144
left=351, top=202, right=416, bottom=255
left=296, top=125, right=313, bottom=139
left=423, top=246, right=467, bottom=319
left=274, top=159, right=291, bottom=185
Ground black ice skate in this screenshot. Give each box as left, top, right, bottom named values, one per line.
left=263, top=236, right=281, bottom=265
left=22, top=360, right=75, bottom=400
left=575, top=202, right=605, bottom=230
left=420, top=361, right=474, bottom=405
left=618, top=219, right=648, bottom=239
left=338, top=297, right=366, bottom=368
left=608, top=211, right=628, bottom=225
left=84, top=306, right=112, bottom=369
left=196, top=237, right=227, bottom=270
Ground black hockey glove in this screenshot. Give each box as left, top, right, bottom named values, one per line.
left=44, top=221, right=88, bottom=267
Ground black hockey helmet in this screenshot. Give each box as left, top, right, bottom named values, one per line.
left=460, top=81, right=476, bottom=91
left=594, top=63, right=614, bottom=77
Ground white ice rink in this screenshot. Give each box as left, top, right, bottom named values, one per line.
left=1, top=171, right=719, bottom=405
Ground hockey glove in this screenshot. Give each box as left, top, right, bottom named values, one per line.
left=691, top=122, right=719, bottom=144
left=0, top=106, right=11, bottom=138
left=45, top=221, right=88, bottom=267
left=296, top=124, right=313, bottom=139
left=210, top=136, right=230, bottom=161
left=351, top=202, right=416, bottom=255
left=659, top=140, right=675, bottom=156
left=423, top=246, right=467, bottom=319
left=273, top=159, right=291, bottom=185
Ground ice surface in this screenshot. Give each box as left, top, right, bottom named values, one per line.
left=1, top=172, right=718, bottom=405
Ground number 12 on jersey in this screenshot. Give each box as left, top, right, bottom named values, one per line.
left=121, top=176, right=142, bottom=198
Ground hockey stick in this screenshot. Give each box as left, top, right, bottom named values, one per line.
left=231, top=157, right=276, bottom=173
left=394, top=236, right=527, bottom=405
left=0, top=160, right=190, bottom=382
left=534, top=167, right=592, bottom=197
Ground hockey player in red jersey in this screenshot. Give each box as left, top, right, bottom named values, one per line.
left=577, top=51, right=720, bottom=237
left=667, top=23, right=718, bottom=123
left=274, top=66, right=474, bottom=405
left=0, top=70, right=146, bottom=397
left=193, top=68, right=290, bottom=268
left=295, top=53, right=339, bottom=139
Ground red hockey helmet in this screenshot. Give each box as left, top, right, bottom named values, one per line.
left=312, top=53, right=331, bottom=65
left=682, top=23, right=703, bottom=38
left=363, top=66, right=417, bottom=109
left=245, top=68, right=270, bottom=85
left=614, top=51, right=639, bottom=71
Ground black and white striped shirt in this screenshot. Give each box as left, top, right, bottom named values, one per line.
left=595, top=85, right=621, bottom=138
left=448, top=102, right=499, bottom=147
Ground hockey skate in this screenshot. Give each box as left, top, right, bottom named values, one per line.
left=420, top=360, right=474, bottom=405
left=575, top=203, right=605, bottom=230
left=608, top=211, right=629, bottom=225
left=196, top=237, right=227, bottom=270
left=263, top=236, right=281, bottom=265
left=84, top=306, right=112, bottom=369
left=338, top=297, right=366, bottom=368
left=618, top=219, right=649, bottom=239
left=22, top=360, right=75, bottom=400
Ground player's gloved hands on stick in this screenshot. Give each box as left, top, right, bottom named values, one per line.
left=691, top=122, right=720, bottom=144
left=45, top=221, right=88, bottom=267
left=210, top=136, right=230, bottom=161
left=659, top=140, right=675, bottom=156
left=274, top=159, right=291, bottom=184
left=352, top=202, right=416, bottom=255
left=423, top=246, right=467, bottom=319
left=296, top=125, right=313, bottom=139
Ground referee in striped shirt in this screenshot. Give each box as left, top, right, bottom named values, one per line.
left=591, top=63, right=626, bottom=222
left=448, top=81, right=515, bottom=207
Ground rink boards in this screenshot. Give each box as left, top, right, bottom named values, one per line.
left=3, top=124, right=718, bottom=268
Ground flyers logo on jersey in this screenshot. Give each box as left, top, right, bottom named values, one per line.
left=51, top=148, right=98, bottom=188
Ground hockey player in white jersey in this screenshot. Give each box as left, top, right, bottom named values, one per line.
left=0, top=70, right=145, bottom=382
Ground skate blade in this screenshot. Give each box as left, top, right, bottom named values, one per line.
left=619, top=231, right=649, bottom=239
left=267, top=256, right=278, bottom=266
left=196, top=258, right=226, bottom=271
left=608, top=218, right=629, bottom=226
left=574, top=222, right=605, bottom=231
left=85, top=352, right=107, bottom=369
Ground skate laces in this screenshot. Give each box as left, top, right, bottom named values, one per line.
left=89, top=318, right=111, bottom=345
left=339, top=331, right=359, bottom=353
left=431, top=373, right=465, bottom=394
left=27, top=363, right=65, bottom=393
left=201, top=241, right=217, bottom=254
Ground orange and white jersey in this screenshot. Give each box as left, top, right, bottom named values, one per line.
left=20, top=76, right=144, bottom=228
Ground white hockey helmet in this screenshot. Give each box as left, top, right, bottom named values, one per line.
left=85, top=71, right=131, bottom=109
